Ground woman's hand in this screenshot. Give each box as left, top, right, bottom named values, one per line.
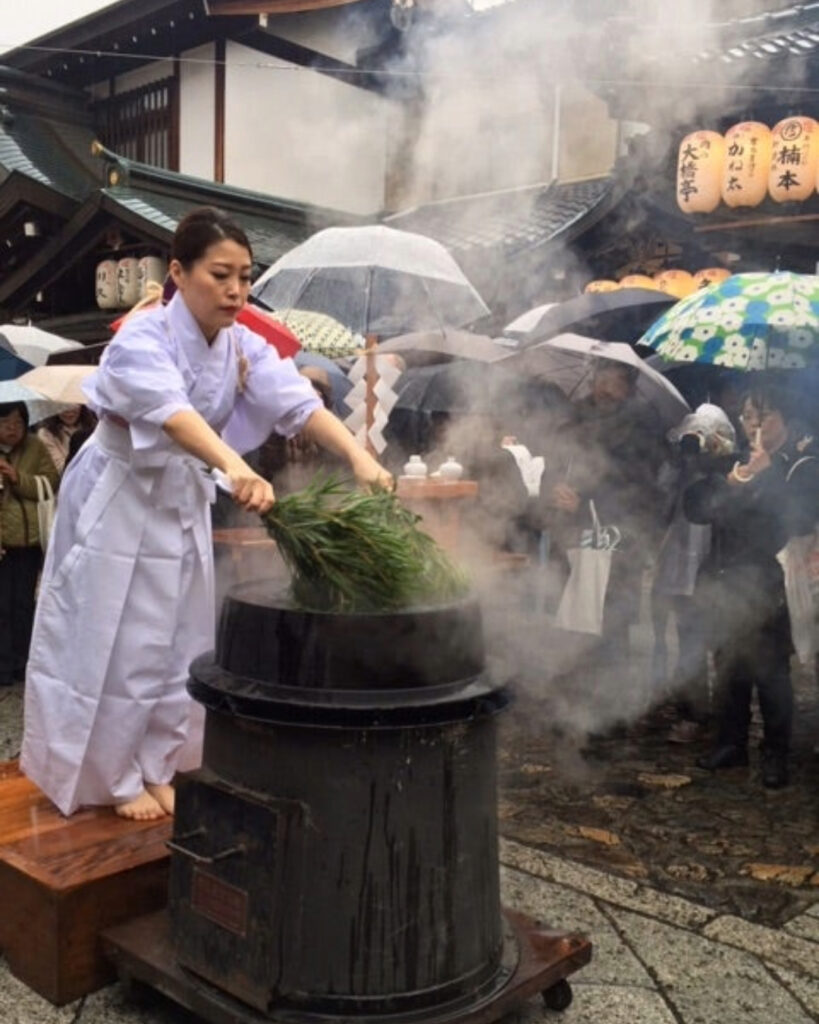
left=0, top=459, right=17, bottom=485
left=223, top=457, right=275, bottom=514
left=549, top=482, right=580, bottom=513
left=745, top=439, right=771, bottom=477
left=350, top=449, right=393, bottom=490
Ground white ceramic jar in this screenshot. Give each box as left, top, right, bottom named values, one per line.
left=439, top=455, right=464, bottom=481
left=402, top=454, right=428, bottom=478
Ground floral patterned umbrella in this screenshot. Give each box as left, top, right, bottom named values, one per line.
left=638, top=272, right=819, bottom=370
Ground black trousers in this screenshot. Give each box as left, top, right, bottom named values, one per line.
left=714, top=603, right=793, bottom=756
left=0, top=545, right=43, bottom=684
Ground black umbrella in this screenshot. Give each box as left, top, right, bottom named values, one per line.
left=387, top=360, right=570, bottom=456
left=507, top=288, right=677, bottom=348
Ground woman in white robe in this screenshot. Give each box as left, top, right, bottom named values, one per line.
left=21, top=207, right=389, bottom=820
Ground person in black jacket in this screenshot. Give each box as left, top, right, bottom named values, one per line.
left=687, top=382, right=819, bottom=788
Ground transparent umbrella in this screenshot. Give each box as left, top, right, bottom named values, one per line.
left=18, top=365, right=96, bottom=406
left=252, top=225, right=490, bottom=338
left=500, top=333, right=690, bottom=429
left=0, top=380, right=73, bottom=423
left=0, top=325, right=83, bottom=367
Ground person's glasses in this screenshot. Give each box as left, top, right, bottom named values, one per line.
left=740, top=410, right=776, bottom=428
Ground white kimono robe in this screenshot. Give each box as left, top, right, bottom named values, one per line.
left=21, top=293, right=321, bottom=815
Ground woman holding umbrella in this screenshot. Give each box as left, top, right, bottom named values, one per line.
left=21, top=206, right=390, bottom=821
left=687, top=383, right=818, bottom=788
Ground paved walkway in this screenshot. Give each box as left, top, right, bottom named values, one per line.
left=2, top=683, right=818, bottom=1023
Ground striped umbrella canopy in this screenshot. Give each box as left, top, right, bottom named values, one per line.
left=639, top=272, right=819, bottom=370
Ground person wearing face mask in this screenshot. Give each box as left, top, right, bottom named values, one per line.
left=0, top=402, right=59, bottom=687
left=21, top=206, right=391, bottom=822
left=686, top=384, right=818, bottom=788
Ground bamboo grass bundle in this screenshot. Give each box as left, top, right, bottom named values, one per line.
left=262, top=476, right=468, bottom=613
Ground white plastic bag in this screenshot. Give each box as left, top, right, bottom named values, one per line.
left=34, top=475, right=55, bottom=553
left=778, top=528, right=819, bottom=666
left=554, top=501, right=618, bottom=635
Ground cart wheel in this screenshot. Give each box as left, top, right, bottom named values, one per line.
left=542, top=978, right=573, bottom=1011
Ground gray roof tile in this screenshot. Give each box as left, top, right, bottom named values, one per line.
left=104, top=187, right=313, bottom=267
left=385, top=178, right=614, bottom=258
left=0, top=112, right=97, bottom=198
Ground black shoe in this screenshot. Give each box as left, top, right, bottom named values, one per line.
left=696, top=744, right=749, bottom=771
left=761, top=752, right=789, bottom=789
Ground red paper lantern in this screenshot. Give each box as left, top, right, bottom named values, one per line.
left=677, top=131, right=725, bottom=213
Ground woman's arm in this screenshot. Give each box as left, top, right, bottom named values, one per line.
left=163, top=409, right=274, bottom=513
left=301, top=407, right=392, bottom=488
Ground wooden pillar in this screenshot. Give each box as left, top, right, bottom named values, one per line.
left=364, top=333, right=378, bottom=457
left=214, top=39, right=226, bottom=183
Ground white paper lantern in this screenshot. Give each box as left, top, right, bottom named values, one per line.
left=95, top=260, right=119, bottom=310
left=138, top=256, right=168, bottom=299
left=117, top=257, right=140, bottom=308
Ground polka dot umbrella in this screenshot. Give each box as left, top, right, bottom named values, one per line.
left=638, top=272, right=819, bottom=371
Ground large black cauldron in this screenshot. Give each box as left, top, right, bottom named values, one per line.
left=168, top=581, right=509, bottom=1019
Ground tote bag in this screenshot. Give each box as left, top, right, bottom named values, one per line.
left=777, top=456, right=819, bottom=666
left=554, top=501, right=619, bottom=636
left=778, top=528, right=819, bottom=666
left=34, top=475, right=56, bottom=553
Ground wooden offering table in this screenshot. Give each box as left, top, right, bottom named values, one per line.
left=396, top=477, right=478, bottom=552
left=0, top=762, right=171, bottom=1005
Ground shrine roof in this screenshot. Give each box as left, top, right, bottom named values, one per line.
left=385, top=177, right=615, bottom=261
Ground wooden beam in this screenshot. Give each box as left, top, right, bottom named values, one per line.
left=215, top=38, right=226, bottom=183
left=208, top=0, right=361, bottom=14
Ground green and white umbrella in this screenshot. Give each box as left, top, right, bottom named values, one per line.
left=639, top=272, right=819, bottom=370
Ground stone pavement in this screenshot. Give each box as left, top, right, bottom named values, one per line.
left=1, top=681, right=818, bottom=1023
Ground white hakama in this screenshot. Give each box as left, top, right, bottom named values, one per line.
left=21, top=293, right=320, bottom=815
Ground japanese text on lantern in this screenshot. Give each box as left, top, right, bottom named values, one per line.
left=677, top=131, right=725, bottom=213
left=768, top=116, right=819, bottom=203
left=721, top=122, right=771, bottom=208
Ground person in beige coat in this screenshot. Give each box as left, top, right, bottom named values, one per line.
left=0, top=401, right=59, bottom=686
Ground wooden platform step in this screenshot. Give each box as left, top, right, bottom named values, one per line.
left=0, top=761, right=171, bottom=1006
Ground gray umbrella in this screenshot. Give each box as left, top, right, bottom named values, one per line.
left=377, top=327, right=505, bottom=366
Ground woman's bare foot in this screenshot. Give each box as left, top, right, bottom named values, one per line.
left=146, top=783, right=175, bottom=815
left=115, top=790, right=165, bottom=821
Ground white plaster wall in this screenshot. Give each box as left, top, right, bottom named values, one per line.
left=257, top=8, right=385, bottom=66
left=179, top=43, right=216, bottom=181
left=111, top=58, right=175, bottom=94
left=223, top=41, right=388, bottom=214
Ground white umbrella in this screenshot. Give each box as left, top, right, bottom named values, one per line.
left=0, top=325, right=83, bottom=367
left=500, top=333, right=690, bottom=429
left=0, top=380, right=73, bottom=423
left=17, top=365, right=96, bottom=406
left=252, top=225, right=490, bottom=338
left=504, top=303, right=558, bottom=337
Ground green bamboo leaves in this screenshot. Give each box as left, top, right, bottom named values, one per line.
left=262, top=476, right=468, bottom=613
